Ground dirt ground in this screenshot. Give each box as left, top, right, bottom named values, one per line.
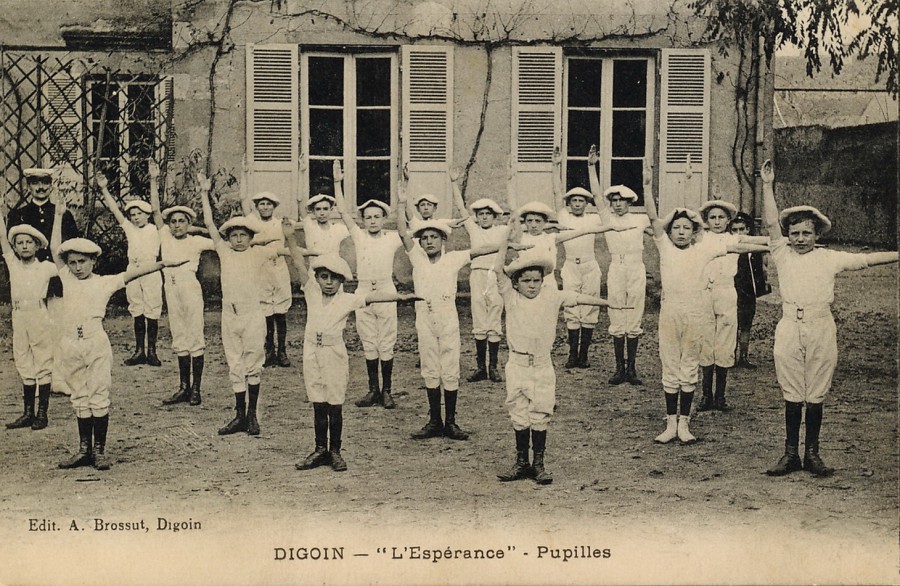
left=0, top=250, right=896, bottom=585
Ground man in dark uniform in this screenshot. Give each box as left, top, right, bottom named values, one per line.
left=7, top=168, right=80, bottom=396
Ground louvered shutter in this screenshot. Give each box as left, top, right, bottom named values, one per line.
left=658, top=49, right=710, bottom=216
left=247, top=44, right=299, bottom=218
left=402, top=45, right=453, bottom=217
left=42, top=69, right=83, bottom=168
left=510, top=46, right=562, bottom=210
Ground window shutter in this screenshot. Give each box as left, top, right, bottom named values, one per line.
left=42, top=69, right=83, bottom=168
left=510, top=46, right=562, bottom=210
left=247, top=43, right=299, bottom=218
left=658, top=48, right=710, bottom=215
left=402, top=45, right=453, bottom=217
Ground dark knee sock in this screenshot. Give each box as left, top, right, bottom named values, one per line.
left=328, top=404, right=343, bottom=451
left=274, top=313, right=287, bottom=352
left=664, top=392, right=678, bottom=415
left=248, top=384, right=260, bottom=412
left=474, top=339, right=487, bottom=369
left=380, top=358, right=393, bottom=391
left=679, top=391, right=694, bottom=416
left=265, top=315, right=275, bottom=348
left=785, top=401, right=803, bottom=447
left=805, top=402, right=824, bottom=445
left=146, top=318, right=158, bottom=351
left=312, top=403, right=329, bottom=448
left=133, top=316, right=146, bottom=350
left=488, top=340, right=500, bottom=369
left=444, top=390, right=458, bottom=423
left=234, top=392, right=247, bottom=415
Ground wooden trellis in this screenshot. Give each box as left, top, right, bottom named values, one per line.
left=0, top=51, right=174, bottom=256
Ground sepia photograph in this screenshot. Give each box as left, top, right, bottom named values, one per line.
left=0, top=0, right=896, bottom=584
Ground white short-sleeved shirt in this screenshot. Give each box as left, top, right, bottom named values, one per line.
left=303, top=217, right=350, bottom=256
left=408, top=246, right=471, bottom=303
left=519, top=232, right=558, bottom=271
left=770, top=237, right=868, bottom=306
left=557, top=210, right=597, bottom=259
left=123, top=223, right=161, bottom=264
left=302, top=279, right=367, bottom=342
left=654, top=234, right=728, bottom=301
left=215, top=242, right=273, bottom=304
left=599, top=209, right=650, bottom=256
left=59, top=267, right=125, bottom=330
left=159, top=226, right=215, bottom=278
left=3, top=252, right=57, bottom=302
left=349, top=225, right=402, bottom=281
left=701, top=232, right=741, bottom=286
left=252, top=213, right=285, bottom=247
left=463, top=219, right=507, bottom=270
left=499, top=272, right=578, bottom=356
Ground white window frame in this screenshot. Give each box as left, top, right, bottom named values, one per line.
left=561, top=55, right=655, bottom=209
left=299, top=51, right=399, bottom=209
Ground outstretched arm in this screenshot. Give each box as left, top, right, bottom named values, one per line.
left=148, top=160, right=165, bottom=229
left=862, top=252, right=900, bottom=267
left=643, top=159, right=664, bottom=238
left=123, top=259, right=188, bottom=284
left=365, top=291, right=421, bottom=305
left=551, top=146, right=564, bottom=211
left=333, top=159, right=357, bottom=233
left=96, top=173, right=129, bottom=228
left=197, top=173, right=222, bottom=246
left=282, top=218, right=310, bottom=285
left=449, top=168, right=470, bottom=222
left=726, top=242, right=770, bottom=255
left=760, top=160, right=780, bottom=241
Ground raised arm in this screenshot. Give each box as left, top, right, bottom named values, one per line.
left=0, top=202, right=11, bottom=257
left=551, top=146, right=564, bottom=211
left=239, top=157, right=254, bottom=217
left=492, top=209, right=520, bottom=273
left=148, top=160, right=165, bottom=229
left=643, top=159, right=664, bottom=238
left=296, top=157, right=308, bottom=220
left=760, top=160, right=780, bottom=241
left=50, top=199, right=66, bottom=269
left=397, top=176, right=414, bottom=252
left=197, top=173, right=222, bottom=246
left=449, top=168, right=471, bottom=222
left=587, top=145, right=608, bottom=215
left=282, top=217, right=310, bottom=285
left=95, top=172, right=129, bottom=227
left=333, top=159, right=356, bottom=232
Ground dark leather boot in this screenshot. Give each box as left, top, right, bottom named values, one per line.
left=276, top=349, right=291, bottom=368
left=696, top=365, right=715, bottom=412
left=576, top=328, right=593, bottom=368
left=531, top=429, right=552, bottom=485
left=488, top=341, right=503, bottom=382
left=608, top=336, right=627, bottom=385
left=713, top=365, right=732, bottom=411
left=355, top=359, right=382, bottom=407
left=145, top=319, right=162, bottom=366
left=163, top=355, right=191, bottom=405
left=564, top=328, right=579, bottom=369
left=411, top=388, right=443, bottom=439
left=218, top=405, right=247, bottom=435
left=7, top=384, right=36, bottom=429
left=467, top=339, right=488, bottom=382
left=625, top=337, right=642, bottom=385
left=31, top=383, right=50, bottom=430
left=189, top=355, right=204, bottom=406
left=59, top=417, right=93, bottom=468
left=263, top=344, right=276, bottom=368
left=380, top=359, right=395, bottom=409
left=443, top=390, right=469, bottom=440
left=803, top=403, right=832, bottom=476
left=263, top=315, right=276, bottom=367
left=92, top=415, right=111, bottom=470
left=297, top=403, right=331, bottom=470
left=497, top=429, right=532, bottom=481
left=124, top=316, right=147, bottom=366
left=803, top=442, right=833, bottom=477
left=328, top=405, right=347, bottom=471
left=275, top=313, right=290, bottom=367
left=766, top=443, right=802, bottom=476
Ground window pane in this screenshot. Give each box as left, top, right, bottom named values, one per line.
left=610, top=159, right=645, bottom=206
left=92, top=122, right=120, bottom=158
left=356, top=159, right=391, bottom=205
left=309, top=108, right=343, bottom=157
left=356, top=57, right=391, bottom=107
left=127, top=84, right=154, bottom=121
left=612, top=111, right=646, bottom=157
left=566, top=110, right=600, bottom=157
left=308, top=57, right=344, bottom=106
left=612, top=60, right=647, bottom=108
left=567, top=59, right=601, bottom=107
left=90, top=83, right=120, bottom=119
left=130, top=159, right=149, bottom=196
left=357, top=109, right=391, bottom=157
left=129, top=122, right=154, bottom=158
left=308, top=159, right=337, bottom=197
left=565, top=161, right=590, bottom=193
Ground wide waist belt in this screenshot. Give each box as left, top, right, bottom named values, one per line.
left=224, top=301, right=262, bottom=315
left=12, top=299, right=47, bottom=311
left=566, top=256, right=597, bottom=265
left=781, top=303, right=832, bottom=322
left=62, top=321, right=106, bottom=340
left=508, top=349, right=552, bottom=368
left=609, top=253, right=643, bottom=265
left=305, top=332, right=344, bottom=347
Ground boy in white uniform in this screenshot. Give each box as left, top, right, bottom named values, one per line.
left=199, top=176, right=310, bottom=437
left=51, top=202, right=184, bottom=470
left=552, top=148, right=604, bottom=369
left=240, top=183, right=293, bottom=368
left=149, top=165, right=215, bottom=407
left=760, top=160, right=898, bottom=477
left=645, top=184, right=767, bottom=445
left=285, top=218, right=418, bottom=471
left=696, top=200, right=768, bottom=412
left=332, top=161, right=404, bottom=409
left=449, top=171, right=508, bottom=383
left=1, top=213, right=57, bottom=431
left=297, top=193, right=350, bottom=256
left=587, top=148, right=653, bottom=385
left=96, top=173, right=163, bottom=367
left=493, top=208, right=615, bottom=485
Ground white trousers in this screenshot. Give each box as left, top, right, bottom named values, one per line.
left=221, top=303, right=266, bottom=394
left=606, top=261, right=646, bottom=338
left=699, top=286, right=737, bottom=368
left=658, top=301, right=704, bottom=393
left=415, top=303, right=461, bottom=391
left=354, top=279, right=397, bottom=360
left=260, top=259, right=292, bottom=316
left=125, top=268, right=163, bottom=319
left=505, top=354, right=555, bottom=431
left=60, top=331, right=112, bottom=418
left=774, top=311, right=837, bottom=404
left=165, top=276, right=206, bottom=356
left=12, top=306, right=53, bottom=384
left=469, top=269, right=502, bottom=342
left=560, top=259, right=601, bottom=328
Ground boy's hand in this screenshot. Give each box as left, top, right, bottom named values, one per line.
left=148, top=160, right=160, bottom=179
left=760, top=159, right=775, bottom=184
left=449, top=167, right=461, bottom=183
left=509, top=242, right=534, bottom=251
left=551, top=146, right=562, bottom=167
left=587, top=144, right=599, bottom=166
left=610, top=224, right=637, bottom=232
left=95, top=173, right=109, bottom=191
left=400, top=293, right=422, bottom=302
left=197, top=173, right=212, bottom=192
left=281, top=217, right=296, bottom=238
left=332, top=159, right=343, bottom=183
left=448, top=218, right=466, bottom=229
left=162, top=259, right=189, bottom=268
left=643, top=158, right=653, bottom=187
